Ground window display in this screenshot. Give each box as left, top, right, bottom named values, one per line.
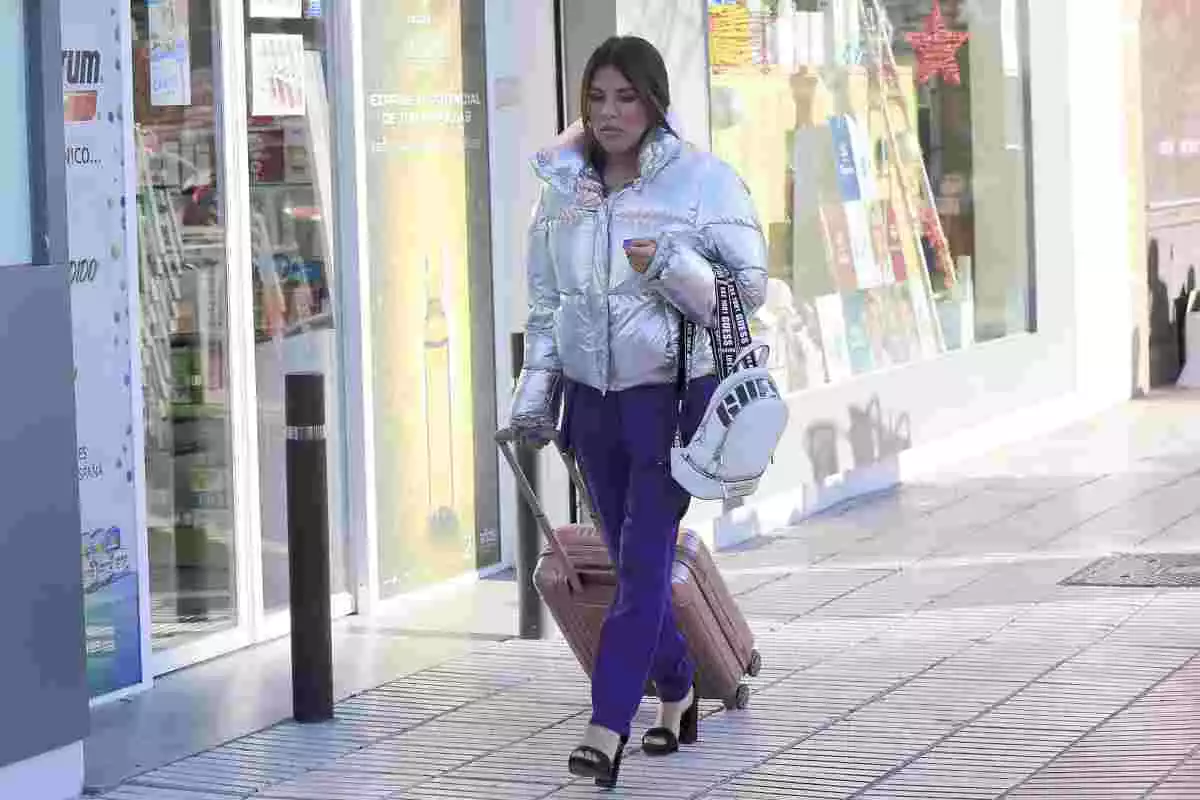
left=133, top=0, right=240, bottom=653
left=708, top=0, right=1033, bottom=394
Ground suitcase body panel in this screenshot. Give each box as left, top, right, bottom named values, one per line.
left=533, top=523, right=755, bottom=707
left=671, top=530, right=756, bottom=703
left=533, top=524, right=612, bottom=677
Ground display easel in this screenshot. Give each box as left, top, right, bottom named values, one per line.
left=135, top=125, right=185, bottom=444
left=860, top=0, right=953, bottom=355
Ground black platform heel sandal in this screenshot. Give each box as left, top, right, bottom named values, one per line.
left=642, top=690, right=700, bottom=755
left=568, top=734, right=629, bottom=788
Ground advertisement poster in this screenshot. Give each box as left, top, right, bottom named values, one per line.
left=841, top=290, right=876, bottom=374
left=362, top=0, right=499, bottom=595
left=790, top=125, right=839, bottom=298
left=885, top=205, right=908, bottom=282
left=147, top=0, right=191, bottom=106
left=250, top=33, right=306, bottom=117
left=830, top=115, right=864, bottom=202
left=843, top=199, right=883, bottom=289
left=63, top=1, right=143, bottom=697
left=879, top=284, right=918, bottom=365
left=708, top=2, right=752, bottom=69
left=819, top=203, right=858, bottom=292
left=815, top=292, right=853, bottom=384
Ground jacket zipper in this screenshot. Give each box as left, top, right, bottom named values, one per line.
left=606, top=191, right=617, bottom=394
left=598, top=180, right=640, bottom=395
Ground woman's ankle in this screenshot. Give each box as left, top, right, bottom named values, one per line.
left=655, top=685, right=695, bottom=733
left=580, top=723, right=623, bottom=758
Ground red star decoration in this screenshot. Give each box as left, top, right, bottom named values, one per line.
left=906, top=0, right=970, bottom=85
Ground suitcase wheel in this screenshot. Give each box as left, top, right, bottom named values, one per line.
left=725, top=683, right=751, bottom=711
left=746, top=649, right=763, bottom=678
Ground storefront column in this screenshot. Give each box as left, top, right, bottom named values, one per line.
left=0, top=0, right=89, bottom=796
left=1121, top=0, right=1148, bottom=397
left=613, top=1, right=711, bottom=145
left=1058, top=0, right=1137, bottom=405
left=328, top=0, right=381, bottom=614
left=485, top=0, right=561, bottom=567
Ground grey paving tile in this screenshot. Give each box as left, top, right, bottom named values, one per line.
left=96, top=789, right=249, bottom=800
left=256, top=770, right=418, bottom=799
left=394, top=775, right=557, bottom=799
left=733, top=569, right=895, bottom=621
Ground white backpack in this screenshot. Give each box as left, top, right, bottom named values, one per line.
left=670, top=265, right=790, bottom=501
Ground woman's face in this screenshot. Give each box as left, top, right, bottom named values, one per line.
left=587, top=65, right=651, bottom=158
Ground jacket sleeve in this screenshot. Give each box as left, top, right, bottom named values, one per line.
left=644, top=159, right=768, bottom=326
left=508, top=188, right=563, bottom=433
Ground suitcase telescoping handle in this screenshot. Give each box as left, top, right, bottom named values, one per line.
left=495, top=428, right=594, bottom=593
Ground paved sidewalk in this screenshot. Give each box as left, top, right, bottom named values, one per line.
left=95, top=393, right=1200, bottom=799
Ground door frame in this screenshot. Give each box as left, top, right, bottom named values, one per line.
left=146, top=0, right=357, bottom=679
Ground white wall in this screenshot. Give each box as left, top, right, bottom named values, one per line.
left=1060, top=0, right=1136, bottom=404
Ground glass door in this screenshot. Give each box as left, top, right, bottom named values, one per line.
left=243, top=0, right=350, bottom=631
left=133, top=0, right=247, bottom=661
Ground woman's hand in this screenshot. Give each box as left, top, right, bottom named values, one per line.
left=623, top=239, right=657, bottom=273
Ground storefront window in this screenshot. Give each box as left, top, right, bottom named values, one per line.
left=708, top=0, right=1033, bottom=394
left=361, top=0, right=500, bottom=597
left=133, top=0, right=239, bottom=651
left=243, top=0, right=348, bottom=612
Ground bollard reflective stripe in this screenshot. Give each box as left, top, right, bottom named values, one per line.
left=286, top=424, right=326, bottom=442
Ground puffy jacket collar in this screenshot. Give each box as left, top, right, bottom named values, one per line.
left=532, top=121, right=683, bottom=201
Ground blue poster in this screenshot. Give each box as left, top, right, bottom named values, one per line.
left=842, top=291, right=875, bottom=374
left=829, top=115, right=861, bottom=202
left=65, top=0, right=144, bottom=698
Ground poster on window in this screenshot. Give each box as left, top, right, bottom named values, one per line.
left=362, top=0, right=500, bottom=596
left=250, top=0, right=302, bottom=17
left=147, top=0, right=192, bottom=106
left=250, top=33, right=306, bottom=117
left=62, top=0, right=144, bottom=698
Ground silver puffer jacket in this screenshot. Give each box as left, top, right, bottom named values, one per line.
left=509, top=123, right=768, bottom=434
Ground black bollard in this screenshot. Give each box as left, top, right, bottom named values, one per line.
left=511, top=333, right=548, bottom=640
left=285, top=372, right=333, bottom=723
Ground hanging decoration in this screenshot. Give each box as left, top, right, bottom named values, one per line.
left=919, top=206, right=942, bottom=242
left=905, top=0, right=970, bottom=85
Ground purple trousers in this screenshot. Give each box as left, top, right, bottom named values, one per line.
left=561, top=376, right=717, bottom=737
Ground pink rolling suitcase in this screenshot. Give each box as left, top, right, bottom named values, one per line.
left=496, top=431, right=761, bottom=710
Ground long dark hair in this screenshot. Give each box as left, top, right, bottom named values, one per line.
left=580, top=36, right=675, bottom=162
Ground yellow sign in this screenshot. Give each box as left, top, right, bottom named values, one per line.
left=709, top=4, right=753, bottom=69
left=363, top=0, right=488, bottom=594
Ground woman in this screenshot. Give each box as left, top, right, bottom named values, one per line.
left=508, top=36, right=767, bottom=787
